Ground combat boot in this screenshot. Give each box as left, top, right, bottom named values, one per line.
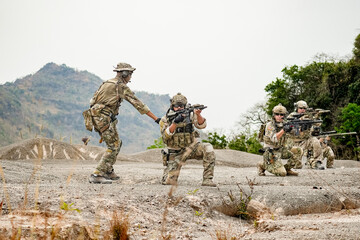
left=315, top=161, right=325, bottom=170
left=286, top=169, right=299, bottom=176
left=104, top=170, right=120, bottom=180
left=161, top=176, right=178, bottom=185
left=89, top=174, right=112, bottom=184
left=257, top=162, right=265, bottom=176
left=201, top=179, right=217, bottom=187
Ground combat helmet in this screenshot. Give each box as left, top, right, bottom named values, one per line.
left=294, top=100, right=308, bottom=110
left=272, top=103, right=287, bottom=115
left=113, top=62, right=136, bottom=72
left=170, top=93, right=187, bottom=108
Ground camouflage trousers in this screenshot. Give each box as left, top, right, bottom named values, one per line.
left=322, top=145, right=335, bottom=168
left=162, top=142, right=215, bottom=184
left=259, top=146, right=302, bottom=177
left=294, top=137, right=322, bottom=168
left=94, top=119, right=122, bottom=175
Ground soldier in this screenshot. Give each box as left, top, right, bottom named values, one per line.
left=288, top=100, right=324, bottom=170
left=88, top=62, right=161, bottom=184
left=257, top=104, right=302, bottom=177
left=319, top=135, right=335, bottom=168
left=159, top=93, right=216, bottom=187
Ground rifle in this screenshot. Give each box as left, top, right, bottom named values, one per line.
left=307, top=108, right=331, bottom=115
left=167, top=104, right=207, bottom=122
left=284, top=118, right=323, bottom=136
left=291, top=108, right=330, bottom=120
left=316, top=131, right=360, bottom=161
left=316, top=131, right=358, bottom=138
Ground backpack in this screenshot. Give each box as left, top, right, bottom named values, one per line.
left=258, top=122, right=267, bottom=142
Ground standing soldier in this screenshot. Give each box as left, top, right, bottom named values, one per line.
left=288, top=100, right=324, bottom=169
left=87, top=62, right=160, bottom=184
left=159, top=93, right=216, bottom=187
left=257, top=104, right=302, bottom=177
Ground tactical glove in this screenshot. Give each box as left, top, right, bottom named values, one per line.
left=283, top=124, right=292, bottom=133
left=155, top=118, right=161, bottom=124
left=173, top=114, right=185, bottom=123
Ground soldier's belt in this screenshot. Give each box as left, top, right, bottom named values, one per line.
left=168, top=149, right=182, bottom=154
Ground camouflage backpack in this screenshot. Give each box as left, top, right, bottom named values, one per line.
left=258, top=122, right=268, bottom=142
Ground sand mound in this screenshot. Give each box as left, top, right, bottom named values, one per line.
left=0, top=137, right=106, bottom=161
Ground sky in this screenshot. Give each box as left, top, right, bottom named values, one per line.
left=1, top=0, right=359, bottom=133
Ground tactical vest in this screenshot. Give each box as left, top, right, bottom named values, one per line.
left=90, top=79, right=124, bottom=115
left=164, top=114, right=196, bottom=149
left=263, top=120, right=286, bottom=148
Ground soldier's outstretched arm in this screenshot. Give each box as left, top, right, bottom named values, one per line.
left=146, top=111, right=161, bottom=123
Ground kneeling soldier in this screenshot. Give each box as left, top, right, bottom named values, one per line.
left=258, top=104, right=302, bottom=177
left=160, top=93, right=216, bottom=187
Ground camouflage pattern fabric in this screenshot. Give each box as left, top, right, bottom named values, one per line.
left=161, top=142, right=215, bottom=184
left=89, top=76, right=149, bottom=176
left=287, top=111, right=323, bottom=168
left=95, top=120, right=122, bottom=175
left=160, top=111, right=215, bottom=184
left=90, top=76, right=150, bottom=115
left=259, top=145, right=302, bottom=176
left=293, top=137, right=322, bottom=168
left=322, top=145, right=335, bottom=168
left=259, top=120, right=302, bottom=176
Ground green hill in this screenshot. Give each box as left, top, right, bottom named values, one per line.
left=0, top=63, right=170, bottom=153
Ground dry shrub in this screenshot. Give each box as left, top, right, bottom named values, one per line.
left=215, top=229, right=238, bottom=240
left=107, top=210, right=130, bottom=240
left=215, top=177, right=256, bottom=220
left=161, top=185, right=182, bottom=240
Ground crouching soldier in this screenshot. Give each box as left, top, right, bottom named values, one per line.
left=257, top=104, right=302, bottom=177
left=159, top=93, right=216, bottom=187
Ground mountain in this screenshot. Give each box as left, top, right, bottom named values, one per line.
left=0, top=63, right=170, bottom=153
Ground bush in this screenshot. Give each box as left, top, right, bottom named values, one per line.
left=202, top=132, right=228, bottom=149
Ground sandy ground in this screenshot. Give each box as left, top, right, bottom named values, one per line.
left=1, top=137, right=360, bottom=239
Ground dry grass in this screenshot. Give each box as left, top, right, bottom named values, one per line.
left=214, top=177, right=256, bottom=220
left=0, top=148, right=131, bottom=240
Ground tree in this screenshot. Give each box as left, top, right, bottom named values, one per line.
left=202, top=132, right=228, bottom=149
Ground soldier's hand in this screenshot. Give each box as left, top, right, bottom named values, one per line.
left=194, top=109, right=202, bottom=115
left=155, top=118, right=161, bottom=124
left=173, top=114, right=185, bottom=123
left=283, top=124, right=292, bottom=133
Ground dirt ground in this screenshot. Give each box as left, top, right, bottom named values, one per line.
left=1, top=137, right=360, bottom=239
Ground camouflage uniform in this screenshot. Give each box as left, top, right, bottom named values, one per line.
left=258, top=120, right=302, bottom=176
left=319, top=137, right=335, bottom=168
left=160, top=93, right=216, bottom=186
left=287, top=112, right=323, bottom=169
left=89, top=63, right=150, bottom=182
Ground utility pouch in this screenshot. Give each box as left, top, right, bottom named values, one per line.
left=90, top=104, right=106, bottom=117
left=161, top=149, right=169, bottom=166
left=185, top=133, right=191, bottom=145
left=82, top=109, right=93, bottom=132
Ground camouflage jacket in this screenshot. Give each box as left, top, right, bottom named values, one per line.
left=263, top=120, right=286, bottom=149
left=160, top=111, right=206, bottom=150
left=90, top=76, right=150, bottom=115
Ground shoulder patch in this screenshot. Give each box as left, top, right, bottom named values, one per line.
left=266, top=123, right=274, bottom=132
